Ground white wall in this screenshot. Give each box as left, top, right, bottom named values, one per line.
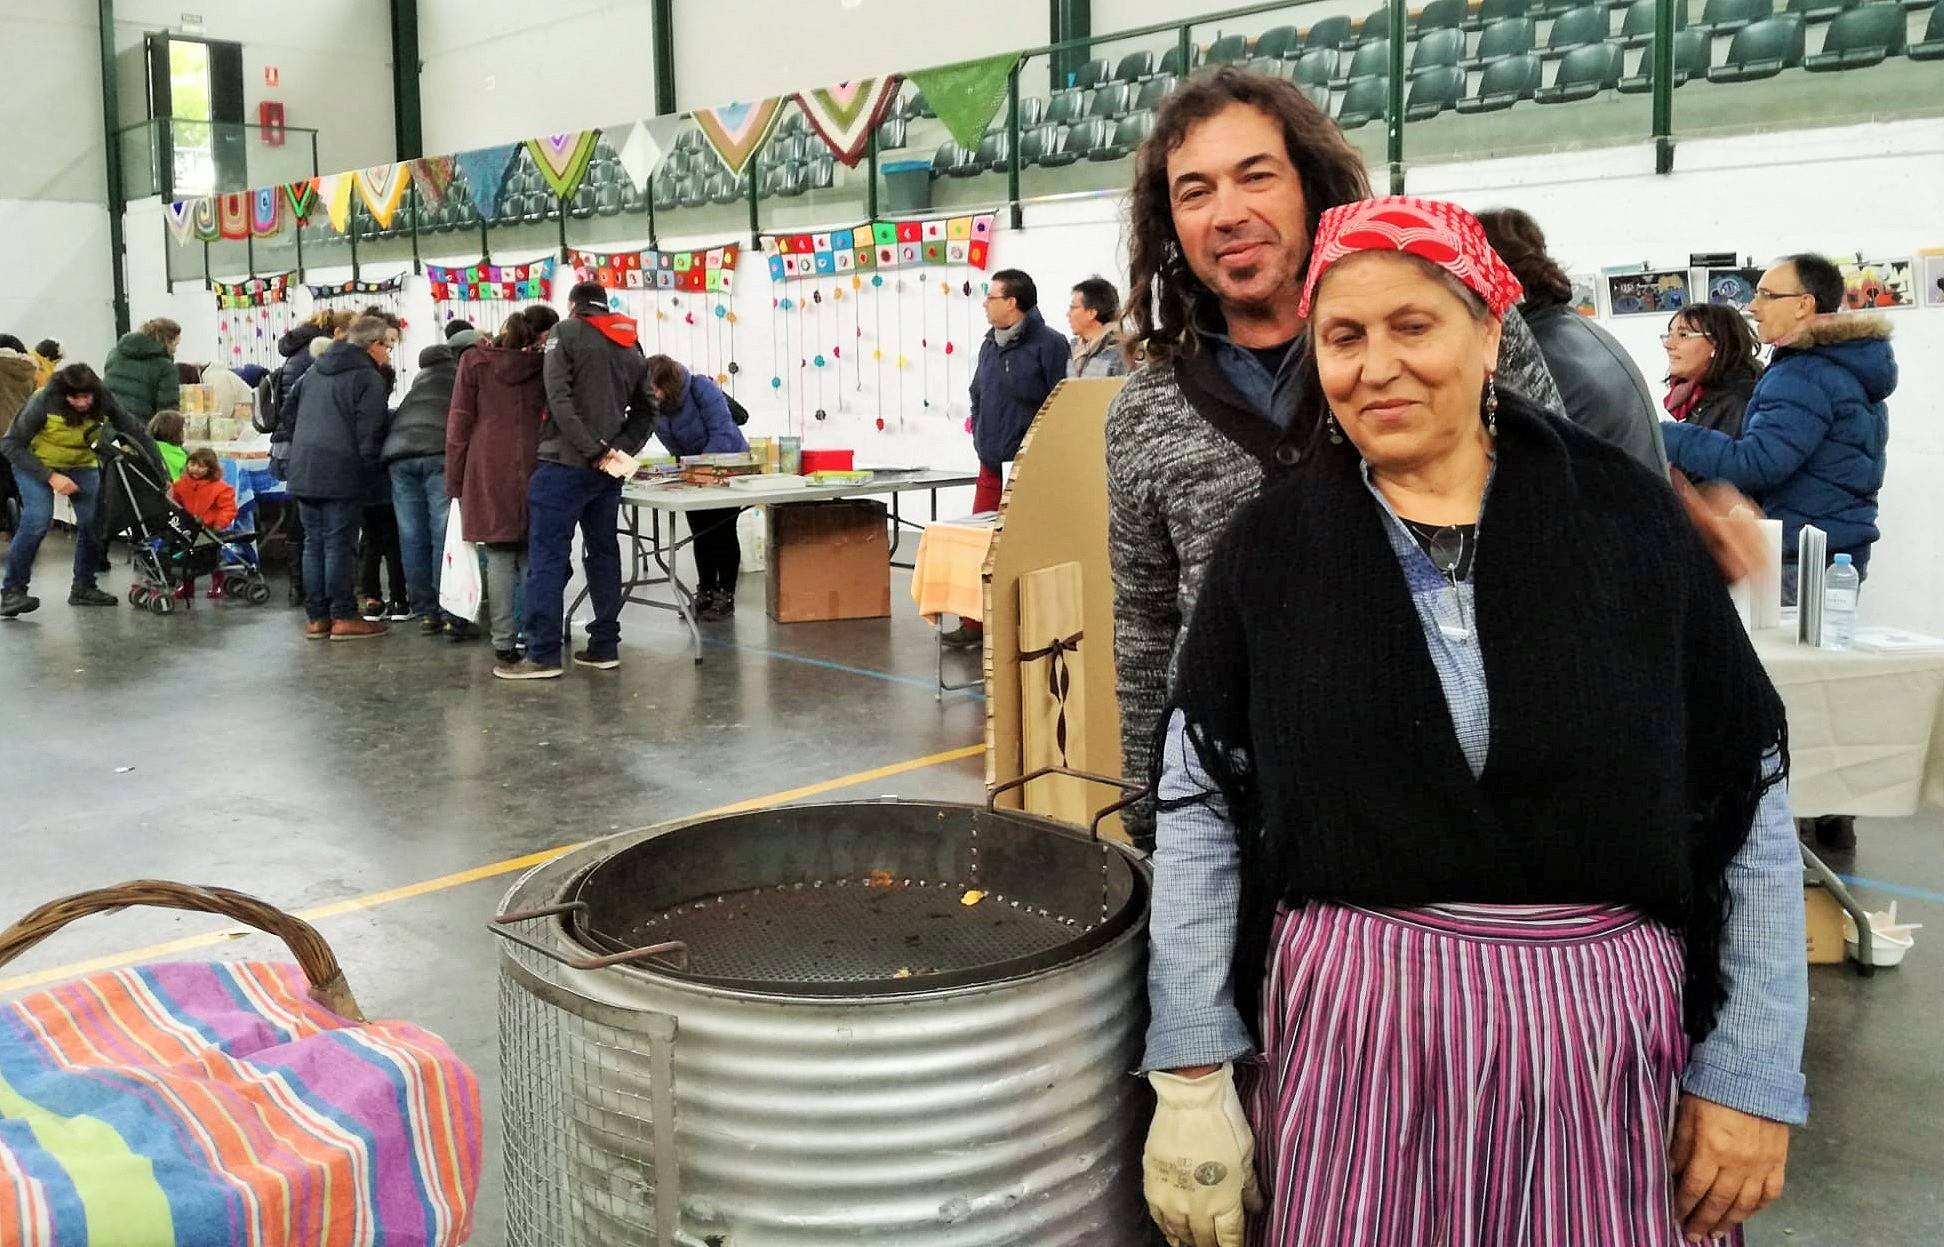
left=419, top=0, right=658, bottom=154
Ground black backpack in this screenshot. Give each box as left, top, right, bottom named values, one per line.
left=252, top=371, right=281, bottom=435
left=725, top=392, right=750, bottom=426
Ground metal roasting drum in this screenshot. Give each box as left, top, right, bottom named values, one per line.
left=494, top=776, right=1152, bottom=1246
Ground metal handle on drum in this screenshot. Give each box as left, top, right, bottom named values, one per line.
left=987, top=766, right=1153, bottom=842
left=489, top=901, right=692, bottom=972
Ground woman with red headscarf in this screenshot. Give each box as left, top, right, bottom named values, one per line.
left=1138, top=198, right=1807, bottom=1247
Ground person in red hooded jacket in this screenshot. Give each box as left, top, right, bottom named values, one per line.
left=169, top=447, right=240, bottom=599
left=495, top=282, right=658, bottom=681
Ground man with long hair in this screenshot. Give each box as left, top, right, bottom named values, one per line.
left=0, top=362, right=163, bottom=616
left=1107, top=68, right=1563, bottom=848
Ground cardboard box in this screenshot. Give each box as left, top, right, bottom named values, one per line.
left=766, top=499, right=890, bottom=623
left=1805, top=884, right=1846, bottom=964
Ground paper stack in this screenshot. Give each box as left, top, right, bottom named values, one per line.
left=1797, top=525, right=1827, bottom=646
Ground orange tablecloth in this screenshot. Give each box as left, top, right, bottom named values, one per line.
left=910, top=519, right=997, bottom=623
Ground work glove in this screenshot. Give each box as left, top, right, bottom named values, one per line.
left=1143, top=1062, right=1261, bottom=1247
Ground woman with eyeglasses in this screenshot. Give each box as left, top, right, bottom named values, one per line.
left=1663, top=304, right=1765, bottom=439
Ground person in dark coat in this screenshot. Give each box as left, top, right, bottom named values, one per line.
left=356, top=315, right=407, bottom=618
left=1478, top=209, right=1666, bottom=475
left=0, top=364, right=162, bottom=616
left=956, top=268, right=1069, bottom=646
left=270, top=310, right=351, bottom=605
left=1661, top=304, right=1764, bottom=440
left=383, top=331, right=479, bottom=632
left=102, top=318, right=181, bottom=421
left=285, top=316, right=394, bottom=641
left=646, top=355, right=749, bottom=621
left=448, top=316, right=549, bottom=660
left=497, top=281, right=658, bottom=680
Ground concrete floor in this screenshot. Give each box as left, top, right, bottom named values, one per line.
left=0, top=529, right=1939, bottom=1245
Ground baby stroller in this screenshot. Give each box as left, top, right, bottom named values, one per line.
left=107, top=446, right=272, bottom=613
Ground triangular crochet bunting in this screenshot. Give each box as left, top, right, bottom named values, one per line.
left=317, top=173, right=355, bottom=233
left=693, top=98, right=785, bottom=178
left=163, top=200, right=197, bottom=244
left=795, top=77, right=903, bottom=168
left=409, top=156, right=455, bottom=209
left=216, top=192, right=251, bottom=240
left=191, top=197, right=218, bottom=241
left=250, top=187, right=280, bottom=237
left=354, top=163, right=410, bottom=228
left=282, top=177, right=318, bottom=225
left=526, top=131, right=600, bottom=200
left=453, top=143, right=519, bottom=216
left=616, top=117, right=684, bottom=191
left=908, top=53, right=1022, bottom=151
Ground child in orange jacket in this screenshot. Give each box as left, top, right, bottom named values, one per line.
left=169, top=448, right=239, bottom=599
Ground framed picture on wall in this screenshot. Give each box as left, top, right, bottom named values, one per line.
left=1704, top=267, right=1765, bottom=310
left=1917, top=251, right=1944, bottom=308
left=1837, top=256, right=1916, bottom=310
left=1603, top=268, right=1690, bottom=316
left=1568, top=274, right=1600, bottom=318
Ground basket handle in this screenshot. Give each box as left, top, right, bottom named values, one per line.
left=0, top=880, right=365, bottom=1022
left=987, top=766, right=1151, bottom=842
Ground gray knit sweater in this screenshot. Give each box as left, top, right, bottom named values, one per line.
left=1108, top=309, right=1563, bottom=847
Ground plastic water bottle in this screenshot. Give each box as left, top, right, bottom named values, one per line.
left=1822, top=554, right=1860, bottom=651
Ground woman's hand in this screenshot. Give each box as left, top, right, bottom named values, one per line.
left=47, top=473, right=77, bottom=497
left=1670, top=1093, right=1789, bottom=1242
left=1672, top=473, right=1768, bottom=586
left=1144, top=1063, right=1260, bottom=1247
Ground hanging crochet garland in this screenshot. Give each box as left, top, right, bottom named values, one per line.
left=408, top=156, right=455, bottom=210
left=354, top=163, right=411, bottom=229
left=163, top=200, right=200, bottom=245
left=306, top=275, right=404, bottom=301
left=425, top=256, right=557, bottom=303
left=567, top=243, right=738, bottom=292
left=763, top=213, right=995, bottom=280
left=216, top=192, right=252, bottom=240
left=453, top=143, right=520, bottom=218
left=213, top=273, right=296, bottom=370
left=569, top=246, right=742, bottom=389
left=614, top=117, right=685, bottom=191
left=315, top=173, right=357, bottom=233
left=212, top=272, right=292, bottom=310
left=283, top=177, right=320, bottom=226
left=249, top=187, right=281, bottom=237
left=693, top=98, right=785, bottom=178
left=526, top=131, right=600, bottom=199
left=794, top=77, right=903, bottom=168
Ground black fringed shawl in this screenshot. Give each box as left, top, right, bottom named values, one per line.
left=1160, top=392, right=1788, bottom=1044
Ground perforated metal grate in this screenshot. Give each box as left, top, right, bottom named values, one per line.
left=617, top=875, right=1087, bottom=985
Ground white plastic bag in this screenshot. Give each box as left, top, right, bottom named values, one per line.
left=439, top=500, right=483, bottom=622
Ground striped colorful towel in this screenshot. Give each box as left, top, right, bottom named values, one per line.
left=0, top=962, right=480, bottom=1246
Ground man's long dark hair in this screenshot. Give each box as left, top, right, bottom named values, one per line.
left=46, top=363, right=107, bottom=426
left=1124, top=67, right=1371, bottom=368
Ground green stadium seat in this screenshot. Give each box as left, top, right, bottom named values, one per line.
left=1804, top=2, right=1905, bottom=65
left=1535, top=40, right=1624, bottom=97
left=1051, top=117, right=1115, bottom=164
left=1291, top=47, right=1338, bottom=84
left=1706, top=13, right=1806, bottom=78
left=1136, top=74, right=1180, bottom=110
left=1467, top=0, right=1530, bottom=29
left=1418, top=0, right=1470, bottom=31
left=1208, top=33, right=1252, bottom=63
left=1094, top=110, right=1157, bottom=161
left=1306, top=15, right=1358, bottom=48
left=1406, top=64, right=1468, bottom=117
left=1911, top=1, right=1944, bottom=56
left=1546, top=6, right=1613, bottom=53
left=706, top=172, right=742, bottom=206
left=1071, top=58, right=1111, bottom=89
left=1616, top=28, right=1710, bottom=88
left=1787, top=0, right=1860, bottom=20
left=1356, top=5, right=1394, bottom=43
left=1088, top=83, right=1135, bottom=118
left=1697, top=0, right=1775, bottom=34
left=1336, top=38, right=1394, bottom=87
left=1047, top=88, right=1090, bottom=126
left=1465, top=16, right=1538, bottom=66
left=1336, top=75, right=1389, bottom=126
left=1456, top=50, right=1544, bottom=108
left=1302, top=82, right=1335, bottom=110
left=1158, top=44, right=1201, bottom=76
left=1021, top=123, right=1066, bottom=166
left=1114, top=51, right=1154, bottom=82
left=1619, top=0, right=1689, bottom=45
left=1256, top=25, right=1304, bottom=57
left=1412, top=27, right=1467, bottom=72
left=875, top=117, right=908, bottom=151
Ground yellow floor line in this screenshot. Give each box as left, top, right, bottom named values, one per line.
left=0, top=743, right=983, bottom=994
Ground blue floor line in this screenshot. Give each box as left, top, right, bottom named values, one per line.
left=700, top=636, right=986, bottom=700
left=1834, top=874, right=1944, bottom=906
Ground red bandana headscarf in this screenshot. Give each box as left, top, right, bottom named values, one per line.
left=1298, top=196, right=1525, bottom=321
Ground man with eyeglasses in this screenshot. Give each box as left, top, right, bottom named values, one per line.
left=1662, top=253, right=1896, bottom=851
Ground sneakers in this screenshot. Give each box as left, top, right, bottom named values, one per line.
left=419, top=615, right=444, bottom=636
left=939, top=622, right=983, bottom=649
left=695, top=589, right=736, bottom=622
left=494, top=647, right=522, bottom=664
left=330, top=618, right=390, bottom=641
left=68, top=586, right=118, bottom=607
left=360, top=596, right=386, bottom=620
left=207, top=579, right=227, bottom=601
left=388, top=600, right=412, bottom=621
left=572, top=649, right=620, bottom=670
left=304, top=620, right=332, bottom=641
left=494, top=658, right=563, bottom=680
left=0, top=587, right=38, bottom=618
left=446, top=619, right=481, bottom=642
left=172, top=581, right=193, bottom=601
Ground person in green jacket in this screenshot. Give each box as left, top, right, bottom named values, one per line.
left=103, top=318, right=182, bottom=421
left=148, top=410, right=188, bottom=479
left=0, top=363, right=163, bottom=617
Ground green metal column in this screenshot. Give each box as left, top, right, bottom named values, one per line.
left=1651, top=0, right=1675, bottom=173
left=390, top=0, right=422, bottom=160
left=98, top=0, right=131, bottom=334
left=1006, top=65, right=1024, bottom=230
left=1050, top=0, right=1092, bottom=91
left=652, top=0, right=677, bottom=115
left=1386, top=0, right=1406, bottom=193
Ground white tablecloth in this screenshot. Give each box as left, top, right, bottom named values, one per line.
left=1753, top=627, right=1944, bottom=818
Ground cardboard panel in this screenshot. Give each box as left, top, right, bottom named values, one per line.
left=982, top=377, right=1129, bottom=838
left=1018, top=561, right=1089, bottom=825
left=766, top=499, right=891, bottom=623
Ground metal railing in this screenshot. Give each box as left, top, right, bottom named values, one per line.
left=119, top=117, right=320, bottom=202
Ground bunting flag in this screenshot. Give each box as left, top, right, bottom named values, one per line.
left=763, top=213, right=994, bottom=280
left=216, top=192, right=251, bottom=240
left=317, top=173, right=355, bottom=233
left=454, top=143, right=519, bottom=216
left=615, top=117, right=684, bottom=191
left=354, top=162, right=411, bottom=228
left=283, top=177, right=320, bottom=225
left=307, top=275, right=404, bottom=300
left=795, top=77, right=903, bottom=168
left=425, top=255, right=557, bottom=303
left=191, top=197, right=219, bottom=241
left=526, top=131, right=600, bottom=200
left=908, top=53, right=1022, bottom=151
left=163, top=200, right=199, bottom=244
left=693, top=98, right=785, bottom=178
left=568, top=244, right=739, bottom=291
left=212, top=273, right=293, bottom=309
left=409, top=155, right=456, bottom=209
left=250, top=187, right=281, bottom=237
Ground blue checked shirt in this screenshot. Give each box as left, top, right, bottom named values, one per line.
left=1142, top=466, right=1811, bottom=1126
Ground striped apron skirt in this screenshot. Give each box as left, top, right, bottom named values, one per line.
left=1242, top=900, right=1738, bottom=1247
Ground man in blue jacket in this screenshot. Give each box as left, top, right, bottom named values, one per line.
left=1662, top=252, right=1895, bottom=602
left=953, top=269, right=1068, bottom=646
